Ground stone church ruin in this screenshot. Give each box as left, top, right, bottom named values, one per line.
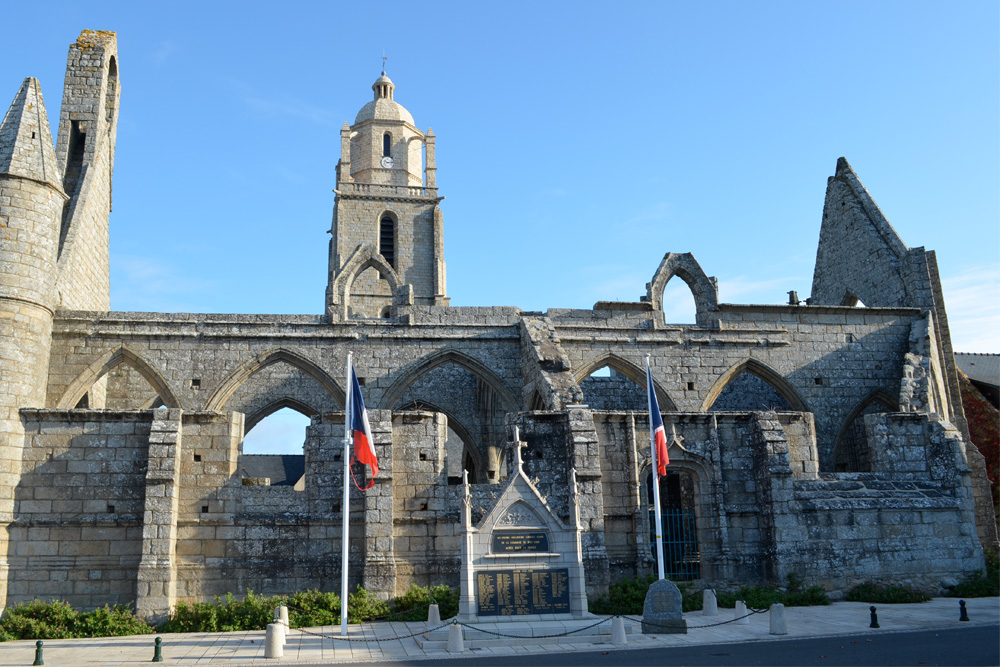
left=0, top=31, right=994, bottom=621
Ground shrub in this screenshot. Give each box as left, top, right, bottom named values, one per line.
left=717, top=574, right=830, bottom=609
left=0, top=600, right=152, bottom=641
left=846, top=582, right=931, bottom=604
left=77, top=604, right=154, bottom=637
left=947, top=549, right=1000, bottom=598
left=158, top=590, right=280, bottom=633
left=346, top=586, right=390, bottom=623
left=588, top=574, right=704, bottom=615
left=385, top=584, right=459, bottom=622
left=287, top=589, right=341, bottom=628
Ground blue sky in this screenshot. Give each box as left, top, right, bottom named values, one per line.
left=1, top=1, right=996, bottom=348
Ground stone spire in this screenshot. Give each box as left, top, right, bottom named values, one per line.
left=0, top=77, right=61, bottom=190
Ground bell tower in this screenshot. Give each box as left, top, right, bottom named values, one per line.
left=326, top=71, right=448, bottom=320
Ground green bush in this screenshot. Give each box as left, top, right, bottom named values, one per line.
left=588, top=574, right=704, bottom=615
left=717, top=574, right=830, bottom=609
left=385, top=584, right=459, bottom=622
left=947, top=550, right=1000, bottom=598
left=846, top=582, right=931, bottom=604
left=0, top=600, right=153, bottom=641
left=158, top=590, right=280, bottom=633
left=346, top=586, right=390, bottom=623
left=287, top=589, right=341, bottom=628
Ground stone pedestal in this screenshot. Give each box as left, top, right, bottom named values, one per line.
left=641, top=579, right=687, bottom=634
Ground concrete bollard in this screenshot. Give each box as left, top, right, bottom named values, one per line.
left=279, top=605, right=289, bottom=627
left=272, top=614, right=286, bottom=645
left=447, top=622, right=465, bottom=653
left=427, top=603, right=441, bottom=625
left=769, top=603, right=787, bottom=635
left=611, top=616, right=627, bottom=646
left=265, top=623, right=283, bottom=658
left=735, top=600, right=750, bottom=625
left=703, top=589, right=718, bottom=616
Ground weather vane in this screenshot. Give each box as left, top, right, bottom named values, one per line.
left=381, top=51, right=387, bottom=75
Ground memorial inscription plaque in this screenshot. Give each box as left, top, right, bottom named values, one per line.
left=491, top=531, right=549, bottom=553
left=476, top=568, right=570, bottom=616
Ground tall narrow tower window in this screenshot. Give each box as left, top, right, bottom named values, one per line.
left=380, top=215, right=395, bottom=269
left=383, top=133, right=392, bottom=158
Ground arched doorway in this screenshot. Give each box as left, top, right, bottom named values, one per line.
left=645, top=469, right=700, bottom=580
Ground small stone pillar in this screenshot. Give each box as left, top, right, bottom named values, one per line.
left=427, top=603, right=440, bottom=625
left=447, top=622, right=464, bottom=652
left=703, top=589, right=718, bottom=616
left=611, top=616, right=627, bottom=645
left=736, top=600, right=751, bottom=625
left=265, top=624, right=283, bottom=658
left=769, top=603, right=787, bottom=635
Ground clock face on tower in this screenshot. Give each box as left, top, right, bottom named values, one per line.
left=381, top=156, right=394, bottom=168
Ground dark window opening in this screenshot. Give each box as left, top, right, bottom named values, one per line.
left=107, top=505, right=115, bottom=513
left=64, top=120, right=86, bottom=198
left=74, top=393, right=90, bottom=409
left=201, top=506, right=209, bottom=513
left=646, top=471, right=700, bottom=580
left=194, top=454, right=202, bottom=462
left=383, top=133, right=391, bottom=157
left=379, top=216, right=395, bottom=268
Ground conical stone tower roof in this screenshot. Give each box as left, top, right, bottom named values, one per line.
left=0, top=77, right=61, bottom=191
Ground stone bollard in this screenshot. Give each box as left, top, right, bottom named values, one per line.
left=265, top=623, right=284, bottom=658
left=32, top=640, right=43, bottom=666
left=152, top=636, right=164, bottom=662
left=272, top=613, right=286, bottom=645
left=869, top=606, right=880, bottom=629
left=769, top=603, right=787, bottom=635
left=279, top=605, right=289, bottom=628
left=611, top=616, right=627, bottom=646
left=427, top=603, right=441, bottom=625
left=447, top=621, right=465, bottom=653
left=735, top=600, right=750, bottom=625
left=703, top=589, right=718, bottom=616
left=959, top=600, right=969, bottom=622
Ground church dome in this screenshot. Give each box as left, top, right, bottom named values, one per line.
left=354, top=72, right=414, bottom=125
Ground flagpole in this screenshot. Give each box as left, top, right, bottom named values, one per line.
left=647, top=355, right=666, bottom=581
left=340, top=352, right=352, bottom=636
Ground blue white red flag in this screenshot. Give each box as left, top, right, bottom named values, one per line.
left=647, top=364, right=669, bottom=476
left=349, top=364, right=378, bottom=489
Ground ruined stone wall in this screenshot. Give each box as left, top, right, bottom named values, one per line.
left=9, top=410, right=150, bottom=609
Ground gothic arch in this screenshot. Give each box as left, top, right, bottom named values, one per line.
left=379, top=348, right=519, bottom=412
left=329, top=242, right=403, bottom=319
left=574, top=354, right=677, bottom=411
left=244, top=397, right=320, bottom=434
left=700, top=358, right=809, bottom=413
left=203, top=348, right=345, bottom=412
left=645, top=253, right=719, bottom=328
left=56, top=346, right=180, bottom=409
left=831, top=390, right=898, bottom=472
left=397, top=399, right=486, bottom=480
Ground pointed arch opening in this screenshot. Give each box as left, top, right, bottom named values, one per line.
left=240, top=403, right=312, bottom=490
left=661, top=277, right=698, bottom=325
left=57, top=347, right=179, bottom=410
left=832, top=391, right=897, bottom=472
left=702, top=359, right=808, bottom=413
left=204, top=348, right=345, bottom=413
left=574, top=355, right=676, bottom=411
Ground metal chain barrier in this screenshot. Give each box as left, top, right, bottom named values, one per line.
left=275, top=599, right=772, bottom=642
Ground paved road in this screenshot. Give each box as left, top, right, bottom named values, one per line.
left=332, top=625, right=1000, bottom=667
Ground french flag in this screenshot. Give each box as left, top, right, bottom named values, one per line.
left=350, top=364, right=379, bottom=486
left=647, top=363, right=669, bottom=476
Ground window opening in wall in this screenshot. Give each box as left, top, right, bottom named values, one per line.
left=379, top=216, right=395, bottom=268
left=193, top=454, right=202, bottom=462
left=74, top=393, right=90, bottom=409
left=107, top=505, right=115, bottom=513
left=646, top=470, right=700, bottom=580
left=708, top=371, right=792, bottom=411
left=240, top=407, right=310, bottom=489
left=383, top=133, right=392, bottom=157
left=662, top=278, right=697, bottom=325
